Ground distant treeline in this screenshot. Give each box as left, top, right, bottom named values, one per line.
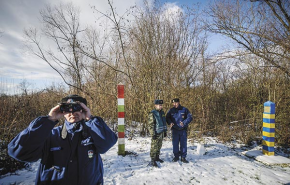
left=1, top=65, right=289, bottom=155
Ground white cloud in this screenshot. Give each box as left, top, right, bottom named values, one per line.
left=0, top=0, right=142, bottom=94
left=163, top=2, right=183, bottom=15
left=152, top=2, right=183, bottom=24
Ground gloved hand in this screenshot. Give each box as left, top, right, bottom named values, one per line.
left=164, top=132, right=167, bottom=137
left=153, top=135, right=157, bottom=140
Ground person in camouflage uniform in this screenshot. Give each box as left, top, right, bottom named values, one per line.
left=148, top=99, right=167, bottom=167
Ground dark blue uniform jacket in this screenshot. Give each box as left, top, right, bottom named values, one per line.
left=8, top=116, right=117, bottom=185
left=166, top=105, right=193, bottom=130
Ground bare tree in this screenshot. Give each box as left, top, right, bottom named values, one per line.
left=24, top=3, right=86, bottom=94
left=122, top=1, right=208, bottom=135
left=205, top=0, right=290, bottom=76
left=78, top=0, right=135, bottom=86
left=18, top=79, right=31, bottom=95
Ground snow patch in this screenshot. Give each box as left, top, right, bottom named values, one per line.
left=1, top=137, right=290, bottom=185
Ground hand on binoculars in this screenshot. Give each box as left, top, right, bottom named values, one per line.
left=48, top=105, right=65, bottom=122
left=79, top=102, right=92, bottom=120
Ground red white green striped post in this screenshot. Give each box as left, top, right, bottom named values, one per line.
left=117, top=83, right=125, bottom=155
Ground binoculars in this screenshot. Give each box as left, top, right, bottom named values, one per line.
left=59, top=103, right=83, bottom=113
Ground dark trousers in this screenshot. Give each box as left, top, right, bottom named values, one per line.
left=172, top=129, right=187, bottom=158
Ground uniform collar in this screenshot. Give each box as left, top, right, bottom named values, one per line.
left=65, top=120, right=84, bottom=134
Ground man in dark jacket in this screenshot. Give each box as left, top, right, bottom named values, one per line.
left=148, top=99, right=167, bottom=167
left=8, top=95, right=117, bottom=185
left=166, top=98, right=192, bottom=163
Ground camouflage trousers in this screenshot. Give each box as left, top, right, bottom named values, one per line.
left=150, top=132, right=164, bottom=159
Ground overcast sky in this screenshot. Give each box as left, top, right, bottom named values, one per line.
left=0, top=0, right=227, bottom=94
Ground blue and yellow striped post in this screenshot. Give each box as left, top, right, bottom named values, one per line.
left=262, top=101, right=275, bottom=156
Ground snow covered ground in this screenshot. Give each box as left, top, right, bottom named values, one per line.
left=1, top=137, right=290, bottom=185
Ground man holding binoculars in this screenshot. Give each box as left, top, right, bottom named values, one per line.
left=8, top=94, right=117, bottom=185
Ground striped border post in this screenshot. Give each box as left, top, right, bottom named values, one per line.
left=262, top=101, right=275, bottom=156
left=117, top=83, right=125, bottom=155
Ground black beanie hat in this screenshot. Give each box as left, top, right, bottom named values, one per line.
left=171, top=98, right=179, bottom=103
left=154, top=99, right=163, bottom=104
left=61, top=94, right=87, bottom=105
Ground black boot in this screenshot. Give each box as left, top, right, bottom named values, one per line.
left=156, top=155, right=164, bottom=163
left=181, top=157, right=189, bottom=163
left=172, top=157, right=179, bottom=162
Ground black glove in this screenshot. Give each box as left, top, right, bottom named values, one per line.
left=153, top=135, right=157, bottom=140
left=164, top=132, right=167, bottom=137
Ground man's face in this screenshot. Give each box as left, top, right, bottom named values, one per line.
left=173, top=102, right=179, bottom=108
left=155, top=104, right=163, bottom=110
left=64, top=110, right=83, bottom=123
